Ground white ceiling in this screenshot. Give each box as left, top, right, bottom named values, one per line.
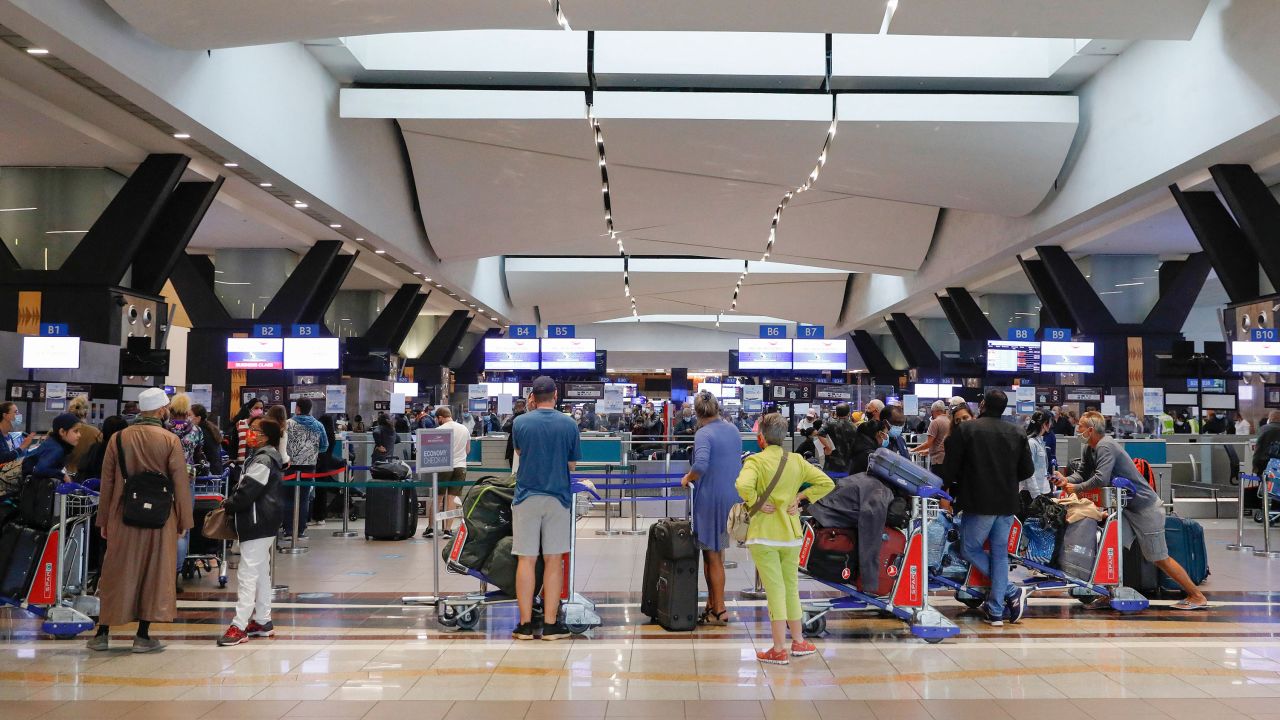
left=888, top=0, right=1210, bottom=40
left=0, top=86, right=137, bottom=167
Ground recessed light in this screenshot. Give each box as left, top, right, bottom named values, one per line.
left=259, top=182, right=273, bottom=187
left=25, top=48, right=49, bottom=55
left=0, top=207, right=37, bottom=212
left=329, top=223, right=341, bottom=229
left=293, top=201, right=307, bottom=208
left=355, top=237, right=364, bottom=242
left=412, top=272, right=421, bottom=276
left=374, top=249, right=386, bottom=254
left=424, top=277, right=432, bottom=282
left=173, top=132, right=190, bottom=139
left=223, top=162, right=238, bottom=168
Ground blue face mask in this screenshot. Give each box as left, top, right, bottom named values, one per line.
left=880, top=437, right=890, bottom=448
left=889, top=424, right=904, bottom=438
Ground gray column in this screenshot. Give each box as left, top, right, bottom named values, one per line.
left=325, top=289, right=382, bottom=338
left=978, top=294, right=1040, bottom=339
left=1076, top=255, right=1161, bottom=324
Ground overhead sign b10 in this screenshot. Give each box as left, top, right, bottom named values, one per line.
left=1252, top=328, right=1279, bottom=342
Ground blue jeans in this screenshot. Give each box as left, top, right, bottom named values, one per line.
left=960, top=513, right=1015, bottom=618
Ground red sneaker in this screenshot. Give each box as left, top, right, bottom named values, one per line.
left=246, top=621, right=275, bottom=638
left=791, top=640, right=817, bottom=657
left=217, top=624, right=247, bottom=647
left=756, top=647, right=790, bottom=665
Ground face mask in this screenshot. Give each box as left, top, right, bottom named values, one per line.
left=12, top=414, right=21, bottom=430
left=245, top=430, right=264, bottom=449
left=879, top=437, right=890, bottom=448
left=250, top=408, right=264, bottom=418
left=889, top=424, right=903, bottom=438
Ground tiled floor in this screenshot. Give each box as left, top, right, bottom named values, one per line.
left=0, top=518, right=1278, bottom=718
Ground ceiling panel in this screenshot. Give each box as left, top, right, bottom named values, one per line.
left=0, top=92, right=137, bottom=167
left=561, top=0, right=885, bottom=33
left=888, top=0, right=1210, bottom=40
left=103, top=0, right=559, bottom=50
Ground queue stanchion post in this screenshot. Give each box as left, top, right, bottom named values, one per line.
left=740, top=566, right=767, bottom=600
left=1256, top=476, right=1280, bottom=559
left=279, top=472, right=308, bottom=555
left=333, top=466, right=359, bottom=538
left=596, top=464, right=619, bottom=536
left=1229, top=473, right=1255, bottom=552
left=404, top=471, right=454, bottom=606
left=622, top=466, right=645, bottom=535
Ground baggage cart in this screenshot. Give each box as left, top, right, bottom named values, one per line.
left=183, top=470, right=230, bottom=588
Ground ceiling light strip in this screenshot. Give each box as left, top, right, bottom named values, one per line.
left=587, top=101, right=637, bottom=319
left=719, top=98, right=837, bottom=327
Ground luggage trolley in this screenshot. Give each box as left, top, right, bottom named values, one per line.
left=798, top=480, right=960, bottom=644
left=183, top=469, right=231, bottom=588
left=0, top=482, right=100, bottom=638
left=936, top=479, right=1148, bottom=614
left=436, top=483, right=602, bottom=634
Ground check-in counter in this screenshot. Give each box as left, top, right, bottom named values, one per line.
left=1163, top=436, right=1253, bottom=518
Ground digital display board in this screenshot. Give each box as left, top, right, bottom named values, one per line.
left=22, top=336, right=81, bottom=370
left=792, top=338, right=847, bottom=372
left=226, top=337, right=283, bottom=370
left=1232, top=341, right=1280, bottom=372
left=738, top=338, right=793, bottom=371
left=484, top=338, right=540, bottom=371
left=985, top=340, right=1041, bottom=374
left=283, top=338, right=340, bottom=370
left=1040, top=341, right=1094, bottom=373
left=393, top=382, right=420, bottom=396
left=539, top=337, right=596, bottom=370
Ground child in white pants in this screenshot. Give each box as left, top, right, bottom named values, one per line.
left=219, top=417, right=285, bottom=646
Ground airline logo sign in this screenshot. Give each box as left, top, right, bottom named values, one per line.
left=1007, top=518, right=1023, bottom=554
left=1094, top=520, right=1121, bottom=585
left=447, top=522, right=469, bottom=565
left=798, top=525, right=815, bottom=568
left=27, top=530, right=59, bottom=605
left=891, top=532, right=925, bottom=608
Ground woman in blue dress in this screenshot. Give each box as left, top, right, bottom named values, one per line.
left=680, top=391, right=743, bottom=626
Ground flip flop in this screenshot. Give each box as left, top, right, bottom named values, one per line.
left=1170, top=600, right=1210, bottom=611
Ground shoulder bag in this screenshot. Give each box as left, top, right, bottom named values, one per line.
left=727, top=451, right=788, bottom=544
left=117, top=432, right=175, bottom=529
left=202, top=505, right=237, bottom=541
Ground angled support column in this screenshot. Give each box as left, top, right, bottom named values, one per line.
left=851, top=330, right=899, bottom=379
left=1018, top=257, right=1076, bottom=333
left=0, top=237, right=17, bottom=274
left=258, top=240, right=344, bottom=326
left=388, top=292, right=430, bottom=353
left=363, top=284, right=422, bottom=350
left=1143, top=252, right=1213, bottom=334
left=1034, top=246, right=1119, bottom=336
left=888, top=313, right=940, bottom=371
left=132, top=178, right=225, bottom=296
left=454, top=327, right=502, bottom=382
left=1209, top=164, right=1280, bottom=291
left=169, top=254, right=234, bottom=328
left=935, top=294, right=973, bottom=342
left=944, top=287, right=999, bottom=341
left=416, top=310, right=475, bottom=369
left=299, top=252, right=358, bottom=327
left=56, top=154, right=190, bottom=285
left=1170, top=184, right=1261, bottom=304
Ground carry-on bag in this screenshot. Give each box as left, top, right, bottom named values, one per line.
left=478, top=536, right=543, bottom=598
left=0, top=523, right=47, bottom=599
left=364, top=484, right=418, bottom=540
left=1159, top=515, right=1208, bottom=591
left=1123, top=539, right=1160, bottom=595
left=641, top=518, right=698, bottom=631
left=1058, top=518, right=1100, bottom=579
left=641, top=518, right=695, bottom=618
left=1020, top=518, right=1057, bottom=565
left=859, top=526, right=906, bottom=596
left=189, top=495, right=227, bottom=554
left=18, top=476, right=57, bottom=530
left=867, top=448, right=944, bottom=494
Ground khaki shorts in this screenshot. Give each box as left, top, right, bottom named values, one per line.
left=512, top=494, right=572, bottom=556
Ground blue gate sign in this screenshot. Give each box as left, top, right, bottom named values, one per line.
left=253, top=324, right=282, bottom=338
left=1007, top=327, right=1034, bottom=341
left=1252, top=328, right=1278, bottom=342
left=798, top=325, right=825, bottom=339
left=1044, top=327, right=1072, bottom=341
left=291, top=323, right=320, bottom=337
left=509, top=325, right=537, bottom=339
left=759, top=324, right=786, bottom=339
left=39, top=323, right=69, bottom=337
left=547, top=324, right=575, bottom=338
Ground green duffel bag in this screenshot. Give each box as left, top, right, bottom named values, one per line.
left=479, top=536, right=543, bottom=598
left=461, top=475, right=516, bottom=527
left=441, top=517, right=510, bottom=570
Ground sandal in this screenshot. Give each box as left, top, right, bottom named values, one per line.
left=1170, top=600, right=1210, bottom=611
left=697, top=608, right=729, bottom=626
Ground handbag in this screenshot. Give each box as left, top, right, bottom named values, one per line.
left=728, top=451, right=788, bottom=544
left=201, top=506, right=237, bottom=541
left=117, top=433, right=175, bottom=529
left=0, top=459, right=23, bottom=495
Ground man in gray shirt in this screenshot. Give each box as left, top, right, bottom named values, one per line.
left=1055, top=411, right=1208, bottom=610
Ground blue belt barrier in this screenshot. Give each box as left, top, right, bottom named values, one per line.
left=593, top=495, right=684, bottom=503
left=591, top=482, right=683, bottom=490
left=571, top=473, right=684, bottom=479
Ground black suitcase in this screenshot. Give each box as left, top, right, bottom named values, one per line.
left=0, top=523, right=47, bottom=599
left=364, top=485, right=418, bottom=540
left=18, top=476, right=57, bottom=530
left=1123, top=538, right=1160, bottom=595
left=641, top=519, right=698, bottom=631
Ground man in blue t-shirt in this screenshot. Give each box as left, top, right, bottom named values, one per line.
left=510, top=376, right=581, bottom=641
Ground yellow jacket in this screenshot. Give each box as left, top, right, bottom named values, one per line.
left=735, top=445, right=835, bottom=543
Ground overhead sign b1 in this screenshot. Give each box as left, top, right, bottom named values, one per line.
left=415, top=428, right=455, bottom=474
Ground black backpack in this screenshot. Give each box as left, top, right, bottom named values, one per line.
left=116, top=432, right=174, bottom=529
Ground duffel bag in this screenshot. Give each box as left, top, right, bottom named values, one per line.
left=479, top=536, right=542, bottom=598
left=461, top=476, right=515, bottom=527
left=370, top=459, right=411, bottom=481
left=1020, top=517, right=1057, bottom=565
left=867, top=447, right=944, bottom=494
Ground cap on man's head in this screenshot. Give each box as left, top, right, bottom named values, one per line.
left=531, top=376, right=557, bottom=396
left=138, top=387, right=170, bottom=412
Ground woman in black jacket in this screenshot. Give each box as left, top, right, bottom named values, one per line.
left=192, top=404, right=223, bottom=476
left=218, top=417, right=283, bottom=647
left=372, top=414, right=397, bottom=462
left=849, top=420, right=889, bottom=476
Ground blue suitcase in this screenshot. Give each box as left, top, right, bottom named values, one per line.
left=867, top=447, right=944, bottom=495
left=1159, top=515, right=1208, bottom=591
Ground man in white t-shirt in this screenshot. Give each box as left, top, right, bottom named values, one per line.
left=423, top=407, right=472, bottom=539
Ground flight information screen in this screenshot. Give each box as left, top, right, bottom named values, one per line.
left=986, top=340, right=1042, bottom=374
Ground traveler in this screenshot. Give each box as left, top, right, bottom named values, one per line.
left=0, top=401, right=35, bottom=464
left=1253, top=411, right=1280, bottom=476
left=679, top=392, right=742, bottom=626
left=510, top=376, right=581, bottom=641
left=232, top=398, right=266, bottom=463
left=283, top=398, right=328, bottom=540
left=884, top=405, right=910, bottom=459
left=1022, top=410, right=1052, bottom=496
left=849, top=420, right=889, bottom=475
left=1173, top=412, right=1193, bottom=434
left=425, top=406, right=470, bottom=539
left=89, top=387, right=193, bottom=653
left=911, top=400, right=951, bottom=471
left=817, top=403, right=857, bottom=474
left=191, top=404, right=224, bottom=477
left=1201, top=409, right=1226, bottom=435
left=349, top=414, right=367, bottom=433
left=632, top=402, right=664, bottom=456
left=64, top=395, right=101, bottom=477
left=313, top=414, right=346, bottom=522
left=944, top=389, right=1034, bottom=626
left=863, top=399, right=884, bottom=424
left=266, top=405, right=291, bottom=464
left=796, top=408, right=818, bottom=434
left=1234, top=412, right=1251, bottom=436
left=579, top=404, right=600, bottom=433
left=81, top=416, right=129, bottom=482
left=1052, top=406, right=1074, bottom=437
left=414, top=406, right=437, bottom=430
left=167, top=393, right=204, bottom=586
left=23, top=413, right=81, bottom=480
left=503, top=398, right=527, bottom=469
left=1055, top=411, right=1210, bottom=610
left=735, top=413, right=835, bottom=665
left=217, top=416, right=283, bottom=646
left=394, top=414, right=411, bottom=434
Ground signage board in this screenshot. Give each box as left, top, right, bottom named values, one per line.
left=1044, top=327, right=1072, bottom=341
left=39, top=323, right=68, bottom=337
left=291, top=324, right=321, bottom=337
left=798, top=325, right=825, bottom=339
left=415, top=428, right=455, bottom=474
left=253, top=324, right=282, bottom=338
left=814, top=384, right=854, bottom=401
left=547, top=324, right=575, bottom=338
left=1007, top=327, right=1034, bottom=341
left=325, top=384, right=347, bottom=415
left=769, top=381, right=813, bottom=402
left=758, top=324, right=787, bottom=339
left=1252, top=328, right=1279, bottom=342
left=508, top=325, right=537, bottom=339
left=1064, top=386, right=1103, bottom=403
left=1035, top=387, right=1063, bottom=406
left=1142, top=388, right=1165, bottom=416
left=564, top=382, right=604, bottom=401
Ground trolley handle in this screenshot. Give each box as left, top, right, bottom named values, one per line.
left=56, top=480, right=100, bottom=497
left=571, top=481, right=602, bottom=501
left=919, top=485, right=953, bottom=503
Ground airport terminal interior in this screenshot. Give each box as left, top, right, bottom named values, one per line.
left=5, top=0, right=1280, bottom=718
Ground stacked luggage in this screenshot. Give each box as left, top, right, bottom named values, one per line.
left=0, top=477, right=57, bottom=601
left=365, top=459, right=416, bottom=540
left=441, top=476, right=542, bottom=597
left=640, top=518, right=698, bottom=631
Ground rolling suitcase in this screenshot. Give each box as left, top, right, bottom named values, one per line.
left=0, top=523, right=46, bottom=599
left=1159, top=515, right=1208, bottom=591
left=859, top=526, right=907, bottom=596
left=867, top=448, right=944, bottom=494
left=18, top=476, right=57, bottom=531
left=641, top=519, right=698, bottom=631
left=1058, top=519, right=1100, bottom=579
left=1123, top=539, right=1160, bottom=595
left=364, top=485, right=418, bottom=540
